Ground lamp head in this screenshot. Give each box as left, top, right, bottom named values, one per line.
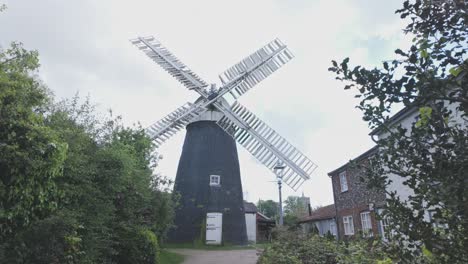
left=274, top=160, right=286, bottom=172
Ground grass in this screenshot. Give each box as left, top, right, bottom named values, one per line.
left=253, top=242, right=271, bottom=250
left=160, top=249, right=185, bottom=264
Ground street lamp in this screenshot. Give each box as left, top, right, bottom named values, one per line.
left=274, top=160, right=286, bottom=226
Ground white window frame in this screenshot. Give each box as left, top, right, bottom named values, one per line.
left=209, top=175, right=221, bottom=186
left=343, top=215, right=354, bottom=235
left=360, top=211, right=373, bottom=237
left=339, top=171, right=348, bottom=192
left=329, top=221, right=337, bottom=236
left=377, top=209, right=390, bottom=241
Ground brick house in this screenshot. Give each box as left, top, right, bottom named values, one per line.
left=328, top=146, right=387, bottom=239
left=329, top=100, right=466, bottom=241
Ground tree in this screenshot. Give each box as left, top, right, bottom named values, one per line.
left=0, top=42, right=67, bottom=238
left=0, top=6, right=176, bottom=261
left=284, top=196, right=308, bottom=218
left=257, top=199, right=278, bottom=219
left=42, top=97, right=175, bottom=262
left=329, top=0, right=467, bottom=262
left=0, top=43, right=175, bottom=263
left=283, top=196, right=309, bottom=227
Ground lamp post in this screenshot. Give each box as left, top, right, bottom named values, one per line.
left=274, top=161, right=286, bottom=226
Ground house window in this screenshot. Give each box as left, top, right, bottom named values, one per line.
left=360, top=211, right=373, bottom=237
left=209, top=175, right=221, bottom=186
left=377, top=209, right=390, bottom=241
left=339, top=171, right=348, bottom=192
left=343, top=215, right=354, bottom=235
left=329, top=221, right=337, bottom=236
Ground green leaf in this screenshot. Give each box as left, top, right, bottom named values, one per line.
left=449, top=66, right=462, bottom=77
left=420, top=49, right=428, bottom=59
left=416, top=106, right=432, bottom=128
left=395, top=49, right=406, bottom=56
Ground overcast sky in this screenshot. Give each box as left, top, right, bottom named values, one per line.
left=1, top=0, right=410, bottom=206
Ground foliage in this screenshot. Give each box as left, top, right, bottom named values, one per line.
left=257, top=199, right=278, bottom=219
left=0, top=42, right=67, bottom=238
left=282, top=196, right=309, bottom=227
left=2, top=213, right=84, bottom=264
left=113, top=225, right=160, bottom=264
left=337, top=239, right=393, bottom=264
left=258, top=229, right=395, bottom=264
left=42, top=97, right=175, bottom=263
left=284, top=196, right=309, bottom=218
left=329, top=0, right=467, bottom=262
left=258, top=247, right=302, bottom=264
left=0, top=31, right=176, bottom=262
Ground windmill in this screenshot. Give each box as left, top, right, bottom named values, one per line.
left=131, top=36, right=318, bottom=245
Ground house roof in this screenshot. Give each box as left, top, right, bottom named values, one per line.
left=257, top=212, right=275, bottom=223
left=368, top=69, right=466, bottom=137
left=369, top=106, right=418, bottom=136
left=328, top=105, right=420, bottom=177
left=298, top=204, right=335, bottom=223
left=327, top=146, right=378, bottom=176
left=243, top=201, right=257, bottom=213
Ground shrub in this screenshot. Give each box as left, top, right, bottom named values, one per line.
left=259, top=228, right=338, bottom=264
left=336, top=238, right=393, bottom=264
left=1, top=214, right=84, bottom=264
left=113, top=225, right=160, bottom=264
left=257, top=228, right=397, bottom=264
left=258, top=246, right=302, bottom=264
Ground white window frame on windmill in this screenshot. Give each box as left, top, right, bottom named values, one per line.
left=209, top=175, right=221, bottom=187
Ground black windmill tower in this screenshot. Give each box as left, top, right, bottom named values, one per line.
left=131, top=36, right=318, bottom=245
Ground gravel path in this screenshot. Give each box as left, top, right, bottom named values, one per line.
left=169, top=248, right=260, bottom=264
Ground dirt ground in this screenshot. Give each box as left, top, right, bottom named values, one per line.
left=169, top=248, right=260, bottom=264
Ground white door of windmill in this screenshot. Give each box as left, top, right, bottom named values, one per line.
left=206, top=212, right=222, bottom=245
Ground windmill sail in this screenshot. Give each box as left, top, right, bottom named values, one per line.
left=132, top=35, right=317, bottom=190
left=216, top=101, right=317, bottom=191
left=218, top=38, right=294, bottom=99
left=131, top=36, right=209, bottom=96
left=132, top=35, right=316, bottom=245
left=146, top=102, right=207, bottom=148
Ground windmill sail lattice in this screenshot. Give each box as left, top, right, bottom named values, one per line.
left=146, top=102, right=205, bottom=148
left=219, top=38, right=294, bottom=99
left=132, top=35, right=317, bottom=191
left=131, top=36, right=209, bottom=96
left=217, top=102, right=317, bottom=191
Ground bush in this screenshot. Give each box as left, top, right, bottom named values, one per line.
left=336, top=238, right=393, bottom=264
left=258, top=247, right=302, bottom=264
left=259, top=228, right=338, bottom=264
left=1, top=214, right=83, bottom=264
left=113, top=225, right=160, bottom=264
left=258, top=228, right=396, bottom=264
